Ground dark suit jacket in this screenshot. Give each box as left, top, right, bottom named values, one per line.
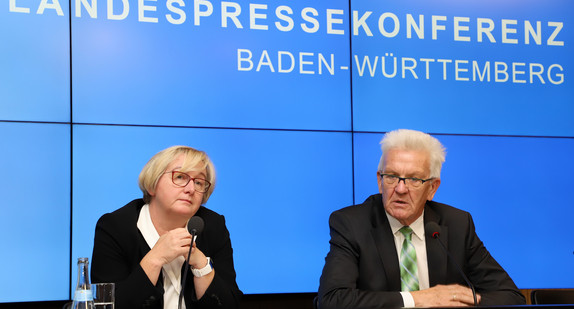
left=91, top=199, right=242, bottom=309
left=318, top=194, right=525, bottom=309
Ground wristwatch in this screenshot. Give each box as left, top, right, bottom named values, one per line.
left=191, top=257, right=213, bottom=277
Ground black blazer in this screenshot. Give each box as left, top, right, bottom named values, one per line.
left=318, top=194, right=525, bottom=309
left=91, top=199, right=242, bottom=309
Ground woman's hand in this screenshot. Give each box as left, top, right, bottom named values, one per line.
left=186, top=240, right=215, bottom=299
left=186, top=239, right=207, bottom=268
left=140, top=228, right=192, bottom=285
left=152, top=228, right=192, bottom=265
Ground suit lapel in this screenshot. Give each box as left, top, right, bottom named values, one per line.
left=424, top=204, right=448, bottom=287
left=370, top=197, right=402, bottom=291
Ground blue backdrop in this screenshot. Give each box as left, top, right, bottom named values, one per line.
left=0, top=0, right=572, bottom=303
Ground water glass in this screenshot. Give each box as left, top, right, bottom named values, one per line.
left=92, top=283, right=115, bottom=309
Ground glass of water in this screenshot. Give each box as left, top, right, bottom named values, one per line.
left=92, top=283, right=114, bottom=309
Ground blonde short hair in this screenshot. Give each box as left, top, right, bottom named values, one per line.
left=138, top=145, right=216, bottom=204
left=377, top=129, right=446, bottom=178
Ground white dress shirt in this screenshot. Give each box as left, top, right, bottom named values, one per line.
left=137, top=204, right=186, bottom=309
left=386, top=211, right=430, bottom=307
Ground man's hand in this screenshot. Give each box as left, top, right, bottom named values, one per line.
left=411, top=284, right=481, bottom=307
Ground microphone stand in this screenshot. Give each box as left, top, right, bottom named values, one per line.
left=178, top=230, right=197, bottom=309
left=433, top=235, right=478, bottom=306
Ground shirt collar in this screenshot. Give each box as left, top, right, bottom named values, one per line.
left=386, top=209, right=425, bottom=241
left=137, top=203, right=159, bottom=248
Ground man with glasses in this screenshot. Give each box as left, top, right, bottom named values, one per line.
left=317, top=129, right=524, bottom=308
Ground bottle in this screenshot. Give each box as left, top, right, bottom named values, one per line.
left=72, top=257, right=94, bottom=309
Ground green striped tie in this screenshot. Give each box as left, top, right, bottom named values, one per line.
left=399, top=226, right=419, bottom=291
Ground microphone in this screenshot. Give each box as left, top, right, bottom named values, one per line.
left=179, top=216, right=205, bottom=309
left=425, top=222, right=477, bottom=306
left=187, top=216, right=205, bottom=237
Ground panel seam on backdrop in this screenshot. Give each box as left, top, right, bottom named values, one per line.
left=68, top=0, right=74, bottom=301
left=70, top=123, right=352, bottom=133
left=1, top=119, right=571, bottom=140
left=349, top=0, right=356, bottom=206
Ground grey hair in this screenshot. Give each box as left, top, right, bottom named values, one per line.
left=377, top=129, right=446, bottom=178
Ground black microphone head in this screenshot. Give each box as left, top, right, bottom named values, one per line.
left=425, top=221, right=441, bottom=239
left=187, top=216, right=205, bottom=236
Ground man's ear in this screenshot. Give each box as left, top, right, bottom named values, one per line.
left=426, top=178, right=441, bottom=201
left=376, top=171, right=384, bottom=194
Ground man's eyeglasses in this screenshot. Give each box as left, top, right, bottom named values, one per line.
left=379, top=173, right=434, bottom=189
left=165, top=171, right=211, bottom=193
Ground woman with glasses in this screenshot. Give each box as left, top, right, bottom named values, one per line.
left=91, top=146, right=242, bottom=309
